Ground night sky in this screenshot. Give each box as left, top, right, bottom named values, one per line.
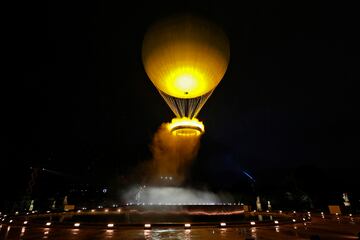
left=3, top=1, right=360, bottom=206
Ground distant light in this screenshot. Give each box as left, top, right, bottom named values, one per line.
left=274, top=220, right=279, bottom=224
left=292, top=219, right=296, bottom=222
left=220, top=222, right=226, bottom=227
left=279, top=210, right=282, bottom=214
left=250, top=221, right=256, bottom=225
left=46, top=211, right=50, bottom=213
left=9, top=220, right=13, bottom=223
left=74, top=223, right=80, bottom=227
left=335, top=213, right=339, bottom=215
left=46, top=222, right=51, bottom=226
left=320, top=212, right=324, bottom=215
left=294, top=226, right=297, bottom=230
left=144, top=224, right=151, bottom=228
left=91, top=209, right=95, bottom=212
left=266, top=210, right=269, bottom=213
left=117, top=209, right=121, bottom=212
left=77, top=210, right=81, bottom=213
left=23, top=221, right=28, bottom=225
left=302, top=218, right=306, bottom=221
left=107, top=223, right=114, bottom=228
left=103, top=188, right=107, bottom=193
left=15, top=211, right=19, bottom=215
left=184, top=223, right=191, bottom=228
left=104, top=209, right=109, bottom=213
left=349, top=213, right=352, bottom=217
left=293, top=211, right=296, bottom=214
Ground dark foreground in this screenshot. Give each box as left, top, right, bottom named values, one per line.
left=1, top=215, right=359, bottom=240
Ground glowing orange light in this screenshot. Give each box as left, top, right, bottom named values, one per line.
left=167, top=117, right=204, bottom=136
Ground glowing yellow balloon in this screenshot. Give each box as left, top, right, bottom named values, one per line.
left=142, top=15, right=230, bottom=99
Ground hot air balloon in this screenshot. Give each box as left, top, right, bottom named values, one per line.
left=142, top=15, right=230, bottom=136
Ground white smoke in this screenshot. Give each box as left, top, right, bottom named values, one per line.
left=123, top=186, right=233, bottom=205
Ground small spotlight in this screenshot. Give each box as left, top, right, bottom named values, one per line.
left=107, top=223, right=114, bottom=228
left=117, top=209, right=121, bottom=212
left=15, top=211, right=19, bottom=215
left=184, top=223, right=191, bottom=228
left=349, top=213, right=352, bottom=217
left=292, top=219, right=296, bottom=222
left=104, top=209, right=109, bottom=213
left=91, top=209, right=95, bottom=212
left=77, top=210, right=81, bottom=213
left=220, top=222, right=226, bottom=227
left=250, top=221, right=256, bottom=225
left=279, top=210, right=282, bottom=214
left=293, top=211, right=296, bottom=214
left=74, top=223, right=80, bottom=227
left=9, top=220, right=13, bottom=223
left=46, top=211, right=50, bottom=213
left=23, top=221, right=28, bottom=225
left=46, top=222, right=51, bottom=226
left=274, top=220, right=279, bottom=224
left=302, top=218, right=306, bottom=221
left=144, top=224, right=151, bottom=229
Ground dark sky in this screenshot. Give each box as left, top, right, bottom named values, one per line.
left=3, top=0, right=360, bottom=202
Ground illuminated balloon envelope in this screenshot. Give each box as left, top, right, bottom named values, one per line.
left=142, top=15, right=230, bottom=135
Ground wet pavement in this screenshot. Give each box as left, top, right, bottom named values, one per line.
left=1, top=216, right=359, bottom=239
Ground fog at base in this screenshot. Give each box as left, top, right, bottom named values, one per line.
left=123, top=186, right=234, bottom=204
left=122, top=123, right=232, bottom=204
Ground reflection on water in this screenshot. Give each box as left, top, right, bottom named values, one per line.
left=1, top=219, right=359, bottom=240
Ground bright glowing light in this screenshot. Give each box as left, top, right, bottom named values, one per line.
left=274, top=220, right=279, bottom=224
left=117, top=209, right=121, bottom=212
left=142, top=15, right=230, bottom=99
left=23, top=221, right=28, bottom=225
left=107, top=223, right=114, bottom=228
left=9, top=220, right=13, bottom=223
left=250, top=221, right=256, bottom=225
left=144, top=224, right=151, bottom=228
left=167, top=117, right=204, bottom=136
left=74, top=223, right=80, bottom=227
left=46, top=222, right=51, bottom=226
left=220, top=222, right=226, bottom=227
left=292, top=219, right=296, bottom=222
left=104, top=209, right=109, bottom=212
left=184, top=223, right=191, bottom=228
left=279, top=210, right=282, bottom=214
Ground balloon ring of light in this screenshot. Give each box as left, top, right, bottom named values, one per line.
left=167, top=118, right=205, bottom=136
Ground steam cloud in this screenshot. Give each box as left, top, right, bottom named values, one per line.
left=144, top=123, right=200, bottom=185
